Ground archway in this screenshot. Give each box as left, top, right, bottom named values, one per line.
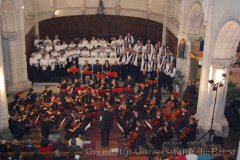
left=0, top=0, right=16, bottom=33
left=186, top=3, right=204, bottom=82
left=212, top=21, right=240, bottom=136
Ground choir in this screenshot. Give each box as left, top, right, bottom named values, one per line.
left=29, top=34, right=176, bottom=92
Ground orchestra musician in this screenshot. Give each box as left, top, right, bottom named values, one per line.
left=82, top=60, right=93, bottom=84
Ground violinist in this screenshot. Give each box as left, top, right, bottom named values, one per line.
left=128, top=120, right=146, bottom=150
left=180, top=117, right=198, bottom=148
left=40, top=114, right=54, bottom=139
left=71, top=78, right=81, bottom=96
left=64, top=119, right=82, bottom=140
left=58, top=78, right=68, bottom=96
left=150, top=87, right=162, bottom=106
left=165, top=92, right=179, bottom=107
left=41, top=86, right=52, bottom=102
left=124, top=75, right=136, bottom=90
left=8, top=114, right=25, bottom=139
left=23, top=88, right=37, bottom=105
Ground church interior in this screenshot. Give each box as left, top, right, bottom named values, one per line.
left=0, top=0, right=240, bottom=159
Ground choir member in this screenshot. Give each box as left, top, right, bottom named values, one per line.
left=109, top=48, right=117, bottom=58
left=77, top=40, right=84, bottom=51
left=69, top=40, right=76, bottom=50
left=40, top=54, right=49, bottom=81
left=115, top=43, right=122, bottom=58
left=58, top=52, right=67, bottom=77
left=55, top=41, right=62, bottom=52
left=159, top=59, right=169, bottom=90
left=61, top=41, right=68, bottom=51
left=119, top=50, right=129, bottom=80
left=34, top=35, right=43, bottom=49
left=91, top=47, right=97, bottom=58
left=117, top=35, right=124, bottom=47
left=72, top=46, right=80, bottom=63
left=29, top=53, right=39, bottom=82
left=124, top=33, right=134, bottom=46
left=53, top=34, right=60, bottom=46
left=43, top=35, right=52, bottom=46
left=105, top=45, right=111, bottom=57
left=65, top=47, right=73, bottom=65
left=82, top=47, right=90, bottom=58
left=45, top=42, right=53, bottom=53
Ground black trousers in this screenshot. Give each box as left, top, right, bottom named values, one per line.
left=167, top=76, right=174, bottom=92
left=159, top=72, right=167, bottom=90
left=120, top=64, right=128, bottom=81
left=101, top=128, right=110, bottom=147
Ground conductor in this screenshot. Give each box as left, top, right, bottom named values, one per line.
left=100, top=104, right=114, bottom=147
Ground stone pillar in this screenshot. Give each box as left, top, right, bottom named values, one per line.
left=34, top=0, right=39, bottom=35
left=196, top=0, right=228, bottom=137
left=162, top=0, right=168, bottom=44
left=0, top=33, right=10, bottom=138
left=5, top=0, right=32, bottom=92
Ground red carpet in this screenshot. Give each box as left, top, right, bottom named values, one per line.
left=83, top=118, right=126, bottom=160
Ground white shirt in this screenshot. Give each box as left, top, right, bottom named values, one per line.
left=117, top=39, right=124, bottom=46
left=87, top=43, right=93, bottom=50
left=61, top=44, right=68, bottom=50
left=69, top=43, right=76, bottom=49
left=51, top=51, right=59, bottom=59
left=48, top=58, right=57, bottom=71
left=91, top=40, right=97, bottom=47
left=141, top=61, right=151, bottom=72
left=35, top=53, right=42, bottom=61
left=58, top=56, right=67, bottom=68
left=73, top=49, right=80, bottom=58
left=40, top=58, right=49, bottom=71
left=91, top=51, right=97, bottom=58
left=34, top=39, right=42, bottom=47
left=167, top=67, right=176, bottom=77
left=45, top=45, right=53, bottom=53
left=99, top=52, right=106, bottom=58
left=53, top=39, right=60, bottom=46
left=110, top=51, right=117, bottom=58
left=78, top=43, right=84, bottom=49
left=43, top=39, right=52, bottom=46
left=65, top=51, right=73, bottom=62
left=55, top=45, right=63, bottom=52
left=29, top=57, right=39, bottom=67
left=82, top=50, right=90, bottom=57
left=111, top=40, right=118, bottom=47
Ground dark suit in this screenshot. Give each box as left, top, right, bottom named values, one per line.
left=100, top=110, right=113, bottom=147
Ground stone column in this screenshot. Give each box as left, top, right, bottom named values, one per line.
left=34, top=0, right=39, bottom=35
left=6, top=0, right=32, bottom=92
left=196, top=0, right=228, bottom=137
left=162, top=0, right=168, bottom=44
left=0, top=33, right=10, bottom=138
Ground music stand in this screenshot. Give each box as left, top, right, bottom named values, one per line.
left=198, top=73, right=226, bottom=148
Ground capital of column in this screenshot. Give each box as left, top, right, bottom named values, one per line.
left=7, top=80, right=32, bottom=93
left=1, top=32, right=17, bottom=41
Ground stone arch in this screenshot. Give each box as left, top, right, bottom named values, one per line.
left=213, top=16, right=240, bottom=59
left=186, top=2, right=204, bottom=36
left=214, top=20, right=240, bottom=59
left=0, top=0, right=16, bottom=33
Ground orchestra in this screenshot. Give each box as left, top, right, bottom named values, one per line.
left=8, top=33, right=198, bottom=154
